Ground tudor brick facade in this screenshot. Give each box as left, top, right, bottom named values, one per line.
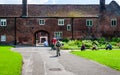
left=0, top=0, right=120, bottom=45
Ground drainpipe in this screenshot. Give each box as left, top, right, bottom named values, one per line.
left=14, top=17, right=17, bottom=45
left=71, top=18, right=74, bottom=40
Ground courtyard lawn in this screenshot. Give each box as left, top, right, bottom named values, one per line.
left=0, top=46, right=22, bottom=75
left=71, top=49, right=120, bottom=71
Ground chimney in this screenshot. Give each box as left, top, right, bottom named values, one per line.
left=22, top=0, right=28, bottom=17
left=100, top=0, right=106, bottom=12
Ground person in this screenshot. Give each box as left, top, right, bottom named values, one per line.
left=81, top=44, right=85, bottom=51
left=51, top=38, right=57, bottom=50
left=92, top=44, right=97, bottom=50
left=50, top=43, right=54, bottom=50
left=106, top=43, right=112, bottom=50
left=56, top=40, right=61, bottom=56
left=44, top=40, right=48, bottom=47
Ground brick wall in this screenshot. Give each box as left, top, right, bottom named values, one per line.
left=0, top=17, right=120, bottom=45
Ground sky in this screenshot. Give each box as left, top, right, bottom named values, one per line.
left=0, top=0, right=119, bottom=5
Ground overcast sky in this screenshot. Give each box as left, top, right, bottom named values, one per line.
left=0, top=0, right=119, bottom=5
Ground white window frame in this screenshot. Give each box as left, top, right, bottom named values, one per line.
left=111, top=19, right=117, bottom=26
left=0, top=19, right=7, bottom=26
left=39, top=19, right=45, bottom=25
left=58, top=19, right=64, bottom=26
left=1, top=35, right=6, bottom=42
left=54, top=32, right=63, bottom=39
left=67, top=24, right=71, bottom=31
left=86, top=19, right=93, bottom=26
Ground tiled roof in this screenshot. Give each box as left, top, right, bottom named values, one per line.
left=28, top=5, right=99, bottom=17
left=0, top=5, right=22, bottom=17
left=0, top=4, right=99, bottom=17
left=0, top=1, right=120, bottom=18
left=106, top=1, right=120, bottom=16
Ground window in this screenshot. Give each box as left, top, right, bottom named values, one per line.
left=67, top=24, right=71, bottom=31
left=0, top=19, right=7, bottom=26
left=86, top=19, right=93, bottom=26
left=1, top=35, right=6, bottom=42
left=39, top=19, right=45, bottom=25
left=111, top=19, right=117, bottom=26
left=54, top=32, right=62, bottom=39
left=58, top=19, right=64, bottom=25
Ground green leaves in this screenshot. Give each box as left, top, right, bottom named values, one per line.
left=62, top=37, right=120, bottom=50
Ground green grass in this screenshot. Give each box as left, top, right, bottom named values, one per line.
left=0, top=46, right=22, bottom=75
left=71, top=49, right=120, bottom=71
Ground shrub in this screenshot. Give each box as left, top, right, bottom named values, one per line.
left=93, top=40, right=99, bottom=45
left=62, top=38, right=69, bottom=43
left=61, top=40, right=82, bottom=50
left=61, top=38, right=120, bottom=50
left=82, top=40, right=92, bottom=48
left=68, top=40, right=76, bottom=46
left=99, top=37, right=106, bottom=41
left=99, top=45, right=106, bottom=49
left=98, top=37, right=106, bottom=44
left=61, top=43, right=70, bottom=50
left=74, top=40, right=82, bottom=46
left=116, top=43, right=120, bottom=48
left=112, top=37, right=120, bottom=43
left=118, top=38, right=120, bottom=42
left=112, top=46, right=119, bottom=48
left=61, top=42, right=79, bottom=50
left=112, top=37, right=117, bottom=42
left=110, top=42, right=117, bottom=46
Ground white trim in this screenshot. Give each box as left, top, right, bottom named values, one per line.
left=67, top=24, right=71, bottom=31
left=54, top=31, right=63, bottom=39
left=1, top=35, right=6, bottom=42
left=86, top=19, right=93, bottom=26
left=58, top=19, right=64, bottom=26
left=40, top=36, right=48, bottom=44
left=39, top=19, right=45, bottom=25
left=111, top=19, right=117, bottom=27
left=0, top=19, right=7, bottom=26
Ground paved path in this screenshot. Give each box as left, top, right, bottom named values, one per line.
left=12, top=47, right=120, bottom=75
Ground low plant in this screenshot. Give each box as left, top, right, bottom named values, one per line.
left=61, top=38, right=120, bottom=50
left=112, top=37, right=120, bottom=43
left=62, top=38, right=69, bottom=43
left=82, top=40, right=92, bottom=48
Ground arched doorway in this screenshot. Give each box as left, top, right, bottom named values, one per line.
left=34, top=30, right=49, bottom=46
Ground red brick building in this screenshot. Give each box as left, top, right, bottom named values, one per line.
left=0, top=0, right=120, bottom=45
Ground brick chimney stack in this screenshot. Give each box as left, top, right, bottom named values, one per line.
left=22, top=0, right=28, bottom=17
left=100, top=0, right=106, bottom=12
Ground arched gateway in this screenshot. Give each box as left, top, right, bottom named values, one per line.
left=34, top=30, right=49, bottom=46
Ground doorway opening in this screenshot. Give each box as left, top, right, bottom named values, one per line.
left=34, top=30, right=49, bottom=46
